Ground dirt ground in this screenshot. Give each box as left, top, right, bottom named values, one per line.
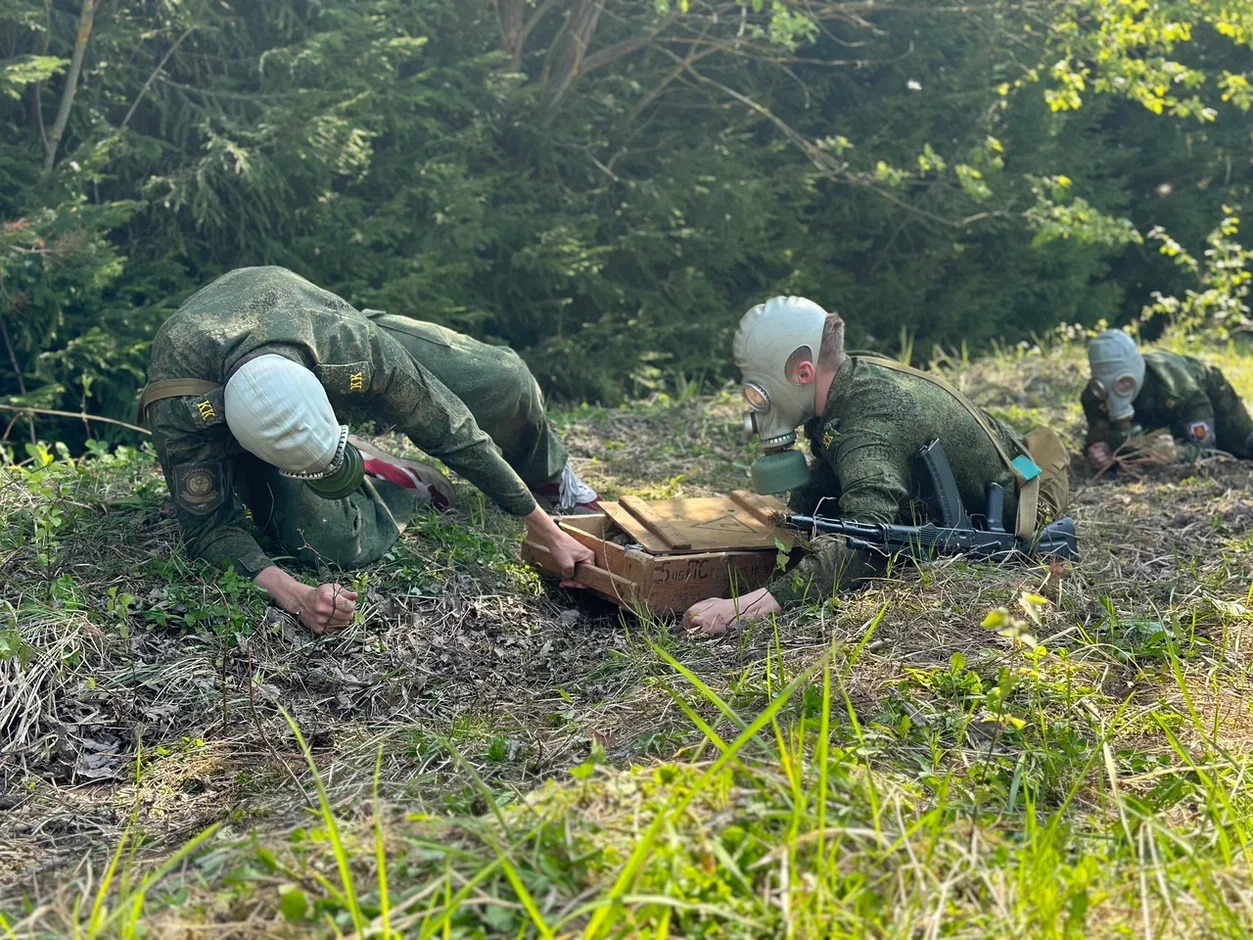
left=4, top=344, right=1253, bottom=918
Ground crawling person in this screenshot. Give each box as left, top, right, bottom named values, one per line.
left=1083, top=328, right=1253, bottom=471
left=683, top=296, right=1070, bottom=636
left=139, top=265, right=599, bottom=634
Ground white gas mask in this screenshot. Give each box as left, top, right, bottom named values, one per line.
left=1087, top=329, right=1145, bottom=424
left=733, top=296, right=828, bottom=494
left=225, top=355, right=364, bottom=499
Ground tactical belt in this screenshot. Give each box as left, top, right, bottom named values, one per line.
left=863, top=357, right=1041, bottom=541
left=136, top=378, right=221, bottom=425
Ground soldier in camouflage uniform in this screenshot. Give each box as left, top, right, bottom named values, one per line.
left=1083, top=328, right=1253, bottom=471
left=684, top=296, right=1069, bottom=636
left=141, top=266, right=598, bottom=634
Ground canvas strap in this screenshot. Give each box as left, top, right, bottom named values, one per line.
left=136, top=378, right=222, bottom=425
left=863, top=357, right=1040, bottom=540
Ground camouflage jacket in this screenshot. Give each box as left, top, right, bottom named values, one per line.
left=1082, top=350, right=1221, bottom=450
left=144, top=266, right=536, bottom=576
left=768, top=356, right=1024, bottom=606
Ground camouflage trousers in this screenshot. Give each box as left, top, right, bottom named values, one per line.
left=1207, top=373, right=1253, bottom=458
left=236, top=461, right=425, bottom=571
left=238, top=318, right=567, bottom=571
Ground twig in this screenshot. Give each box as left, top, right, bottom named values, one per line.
left=0, top=404, right=151, bottom=436
left=119, top=27, right=194, bottom=131
left=219, top=612, right=230, bottom=732
left=658, top=48, right=1011, bottom=231
left=245, top=620, right=319, bottom=811
left=0, top=317, right=34, bottom=444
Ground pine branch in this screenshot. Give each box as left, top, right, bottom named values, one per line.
left=656, top=46, right=1012, bottom=232
left=120, top=27, right=194, bottom=131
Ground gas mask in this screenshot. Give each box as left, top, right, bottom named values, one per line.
left=1087, top=328, right=1145, bottom=428
left=733, top=296, right=828, bottom=495
left=278, top=426, right=366, bottom=500
left=225, top=354, right=365, bottom=500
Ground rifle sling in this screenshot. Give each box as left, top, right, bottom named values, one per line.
left=136, top=378, right=222, bottom=425
left=862, top=357, right=1039, bottom=541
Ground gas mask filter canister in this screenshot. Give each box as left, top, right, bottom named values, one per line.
left=285, top=428, right=365, bottom=500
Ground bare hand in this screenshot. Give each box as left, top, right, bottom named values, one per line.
left=683, top=598, right=738, bottom=636
left=1153, top=432, right=1178, bottom=461
left=548, top=529, right=595, bottom=586
left=1087, top=441, right=1113, bottom=471
left=683, top=589, right=781, bottom=636
left=523, top=508, right=594, bottom=586
left=297, top=583, right=359, bottom=635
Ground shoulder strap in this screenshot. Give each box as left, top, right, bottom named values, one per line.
left=137, top=378, right=222, bottom=425
left=860, top=357, right=1039, bottom=540
left=861, top=357, right=1017, bottom=470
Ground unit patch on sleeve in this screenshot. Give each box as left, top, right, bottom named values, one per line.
left=313, top=360, right=373, bottom=396
left=183, top=386, right=226, bottom=428
left=1186, top=420, right=1214, bottom=444
left=173, top=461, right=225, bottom=516
left=820, top=419, right=840, bottom=451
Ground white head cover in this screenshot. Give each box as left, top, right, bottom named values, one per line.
left=1087, top=329, right=1145, bottom=422
left=224, top=354, right=347, bottom=477
left=733, top=296, right=828, bottom=446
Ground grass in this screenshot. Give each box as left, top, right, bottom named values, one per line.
left=2, top=329, right=1253, bottom=936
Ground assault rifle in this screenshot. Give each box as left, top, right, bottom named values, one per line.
left=776, top=440, right=1078, bottom=562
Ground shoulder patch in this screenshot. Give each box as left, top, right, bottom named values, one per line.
left=313, top=360, right=373, bottom=396
left=820, top=420, right=839, bottom=451
left=1186, top=420, right=1214, bottom=444
left=172, top=461, right=225, bottom=516
left=182, top=387, right=226, bottom=428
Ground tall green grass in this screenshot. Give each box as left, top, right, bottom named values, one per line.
left=13, top=597, right=1250, bottom=938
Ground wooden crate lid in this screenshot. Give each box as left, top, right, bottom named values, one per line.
left=599, top=490, right=792, bottom=554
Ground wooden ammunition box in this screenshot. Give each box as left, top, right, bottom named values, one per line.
left=521, top=491, right=795, bottom=616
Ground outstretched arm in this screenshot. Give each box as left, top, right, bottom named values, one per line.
left=1080, top=385, right=1117, bottom=470
left=254, top=566, right=358, bottom=635
left=352, top=329, right=594, bottom=578
left=148, top=400, right=359, bottom=632
left=359, top=329, right=539, bottom=516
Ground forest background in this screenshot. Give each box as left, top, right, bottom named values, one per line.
left=1, top=0, right=1251, bottom=450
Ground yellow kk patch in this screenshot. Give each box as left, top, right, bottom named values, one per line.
left=195, top=399, right=217, bottom=422
left=822, top=430, right=835, bottom=449
left=349, top=371, right=365, bottom=392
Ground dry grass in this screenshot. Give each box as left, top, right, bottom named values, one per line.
left=2, top=334, right=1253, bottom=936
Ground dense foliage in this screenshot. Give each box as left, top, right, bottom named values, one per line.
left=1, top=0, right=1251, bottom=445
